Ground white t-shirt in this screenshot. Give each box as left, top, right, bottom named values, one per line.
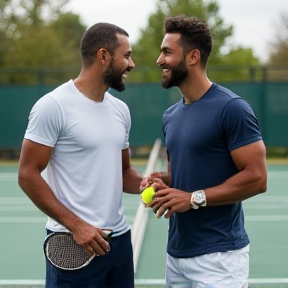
left=25, top=80, right=131, bottom=234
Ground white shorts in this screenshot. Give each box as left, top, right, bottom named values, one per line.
left=166, top=245, right=249, bottom=288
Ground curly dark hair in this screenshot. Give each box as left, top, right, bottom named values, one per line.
left=164, top=14, right=212, bottom=67
left=80, top=23, right=129, bottom=67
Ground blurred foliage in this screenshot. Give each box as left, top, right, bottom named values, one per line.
left=268, top=12, right=288, bottom=65
left=208, top=47, right=260, bottom=82
left=0, top=0, right=85, bottom=84
left=0, top=0, right=287, bottom=85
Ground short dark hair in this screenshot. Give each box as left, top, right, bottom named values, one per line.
left=164, top=15, right=212, bottom=66
left=80, top=23, right=129, bottom=67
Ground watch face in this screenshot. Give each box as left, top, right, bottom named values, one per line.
left=195, top=191, right=205, bottom=203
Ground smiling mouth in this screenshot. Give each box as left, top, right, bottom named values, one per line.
left=162, top=69, right=171, bottom=80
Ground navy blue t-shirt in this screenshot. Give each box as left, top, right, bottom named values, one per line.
left=162, top=83, right=262, bottom=258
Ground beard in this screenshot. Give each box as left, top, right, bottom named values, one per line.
left=103, top=60, right=127, bottom=92
left=162, top=59, right=188, bottom=89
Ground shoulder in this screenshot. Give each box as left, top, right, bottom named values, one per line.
left=213, top=83, right=241, bottom=102
left=33, top=93, right=60, bottom=113
left=29, top=82, right=74, bottom=121
left=35, top=80, right=73, bottom=106
left=212, top=83, right=254, bottom=114
left=163, top=99, right=182, bottom=116
left=105, top=91, right=130, bottom=113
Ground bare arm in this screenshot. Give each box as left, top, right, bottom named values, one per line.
left=151, top=140, right=267, bottom=218
left=18, top=139, right=110, bottom=255
left=122, top=148, right=143, bottom=194
left=205, top=140, right=267, bottom=205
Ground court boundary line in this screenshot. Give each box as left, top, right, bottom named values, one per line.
left=1, top=278, right=288, bottom=286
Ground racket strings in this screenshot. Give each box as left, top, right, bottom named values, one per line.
left=46, top=234, right=92, bottom=269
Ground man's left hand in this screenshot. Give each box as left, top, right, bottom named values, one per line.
left=148, top=188, right=192, bottom=218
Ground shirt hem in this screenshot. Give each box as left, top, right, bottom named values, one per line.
left=167, top=240, right=250, bottom=258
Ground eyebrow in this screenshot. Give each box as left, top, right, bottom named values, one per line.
left=160, top=47, right=170, bottom=52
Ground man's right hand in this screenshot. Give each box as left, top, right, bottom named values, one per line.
left=71, top=224, right=111, bottom=256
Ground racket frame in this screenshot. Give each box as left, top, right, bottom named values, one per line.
left=44, top=230, right=114, bottom=270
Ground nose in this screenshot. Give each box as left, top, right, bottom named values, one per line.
left=129, top=57, right=135, bottom=69
left=156, top=53, right=164, bottom=66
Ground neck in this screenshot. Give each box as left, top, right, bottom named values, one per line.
left=73, top=68, right=108, bottom=102
left=179, top=73, right=212, bottom=104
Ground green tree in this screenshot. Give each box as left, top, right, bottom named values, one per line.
left=268, top=13, right=288, bottom=65
left=0, top=0, right=69, bottom=36
left=207, top=46, right=261, bottom=82
left=0, top=0, right=86, bottom=84
left=51, top=12, right=86, bottom=52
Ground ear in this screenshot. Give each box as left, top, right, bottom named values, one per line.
left=186, top=49, right=201, bottom=65
left=97, top=48, right=111, bottom=64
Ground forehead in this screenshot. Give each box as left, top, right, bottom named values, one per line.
left=114, top=33, right=131, bottom=53
left=160, top=33, right=182, bottom=51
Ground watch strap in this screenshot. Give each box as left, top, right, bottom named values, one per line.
left=190, top=190, right=206, bottom=209
left=190, top=192, right=199, bottom=209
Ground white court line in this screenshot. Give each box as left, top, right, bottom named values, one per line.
left=0, top=170, right=286, bottom=177
left=0, top=171, right=47, bottom=181
left=0, top=197, right=32, bottom=204
left=244, top=203, right=288, bottom=209
left=0, top=217, right=47, bottom=223
left=0, top=173, right=17, bottom=181
left=1, top=278, right=288, bottom=286
left=268, top=171, right=288, bottom=176
left=246, top=215, right=288, bottom=221
left=247, top=196, right=288, bottom=202
left=248, top=278, right=288, bottom=283
left=2, top=214, right=287, bottom=223
left=2, top=213, right=286, bottom=223
left=0, top=205, right=39, bottom=211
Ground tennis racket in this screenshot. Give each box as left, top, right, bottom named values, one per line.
left=43, top=230, right=113, bottom=270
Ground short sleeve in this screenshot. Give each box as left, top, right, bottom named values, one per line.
left=25, top=95, right=64, bottom=147
left=123, top=105, right=131, bottom=150
left=221, top=98, right=262, bottom=152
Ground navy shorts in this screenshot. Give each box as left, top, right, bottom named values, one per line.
left=45, top=230, right=134, bottom=288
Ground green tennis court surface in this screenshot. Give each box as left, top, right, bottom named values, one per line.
left=0, top=162, right=288, bottom=287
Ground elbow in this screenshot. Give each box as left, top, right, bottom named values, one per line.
left=18, top=169, right=29, bottom=191
left=18, top=172, right=25, bottom=190
left=259, top=182, right=267, bottom=194
left=257, top=173, right=267, bottom=194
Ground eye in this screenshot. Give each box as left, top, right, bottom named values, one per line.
left=125, top=52, right=132, bottom=59
left=161, top=49, right=171, bottom=56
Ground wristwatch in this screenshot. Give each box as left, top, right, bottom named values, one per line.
left=190, top=190, right=207, bottom=209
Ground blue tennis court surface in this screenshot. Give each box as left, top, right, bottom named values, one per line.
left=0, top=161, right=288, bottom=286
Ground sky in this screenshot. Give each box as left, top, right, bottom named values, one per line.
left=65, top=0, right=288, bottom=63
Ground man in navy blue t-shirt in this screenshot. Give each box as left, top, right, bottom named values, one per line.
left=142, top=15, right=267, bottom=288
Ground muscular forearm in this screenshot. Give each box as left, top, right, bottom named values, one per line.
left=18, top=172, right=85, bottom=232
left=123, top=165, right=143, bottom=194
left=204, top=167, right=267, bottom=206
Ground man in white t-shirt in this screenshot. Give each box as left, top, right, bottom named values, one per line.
left=18, top=23, right=143, bottom=288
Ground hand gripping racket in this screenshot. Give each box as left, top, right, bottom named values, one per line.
left=43, top=231, right=113, bottom=270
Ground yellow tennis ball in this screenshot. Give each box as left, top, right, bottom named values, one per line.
left=141, top=186, right=155, bottom=204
